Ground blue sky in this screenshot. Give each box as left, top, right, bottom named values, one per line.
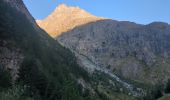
left=23, top=0, right=170, bottom=24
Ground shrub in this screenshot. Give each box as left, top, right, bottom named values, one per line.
left=0, top=64, right=12, bottom=89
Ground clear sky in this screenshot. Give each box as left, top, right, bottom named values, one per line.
left=23, top=0, right=170, bottom=24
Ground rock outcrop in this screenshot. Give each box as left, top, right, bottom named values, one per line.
left=0, top=40, right=24, bottom=82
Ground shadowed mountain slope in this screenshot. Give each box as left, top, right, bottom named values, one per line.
left=58, top=19, right=170, bottom=85
left=0, top=0, right=99, bottom=100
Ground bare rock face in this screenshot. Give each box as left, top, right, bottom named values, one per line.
left=0, top=40, right=24, bottom=82
left=58, top=19, right=170, bottom=84
left=37, top=4, right=103, bottom=37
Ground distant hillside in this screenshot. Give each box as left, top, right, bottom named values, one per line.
left=58, top=19, right=170, bottom=85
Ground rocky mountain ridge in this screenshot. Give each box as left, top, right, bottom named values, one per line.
left=37, top=4, right=170, bottom=85
left=37, top=4, right=103, bottom=37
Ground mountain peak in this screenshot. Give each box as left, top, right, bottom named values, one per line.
left=57, top=4, right=68, bottom=8
left=37, top=4, right=104, bottom=38
left=56, top=4, right=79, bottom=9
left=56, top=4, right=70, bottom=10
left=55, top=4, right=82, bottom=13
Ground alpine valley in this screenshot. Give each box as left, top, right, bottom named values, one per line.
left=0, top=0, right=170, bottom=100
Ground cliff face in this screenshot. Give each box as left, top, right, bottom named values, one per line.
left=58, top=19, right=170, bottom=84
left=37, top=4, right=103, bottom=38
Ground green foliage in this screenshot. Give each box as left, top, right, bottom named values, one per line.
left=95, top=88, right=109, bottom=100
left=0, top=64, right=12, bottom=89
left=158, top=94, right=170, bottom=100
left=0, top=85, right=41, bottom=100
left=165, top=79, right=170, bottom=93
left=143, top=84, right=164, bottom=100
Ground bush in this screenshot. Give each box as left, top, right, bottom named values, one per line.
left=165, top=79, right=170, bottom=93
left=0, top=85, right=41, bottom=100
left=0, top=64, right=12, bottom=89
